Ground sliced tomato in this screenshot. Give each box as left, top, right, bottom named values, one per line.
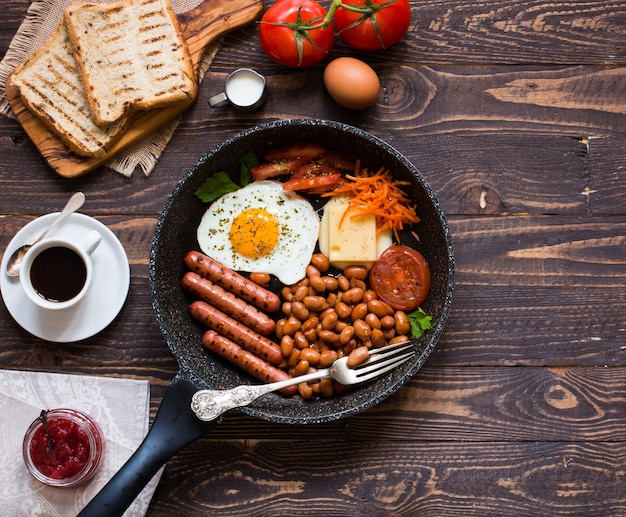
left=283, top=163, right=342, bottom=191
left=283, top=172, right=341, bottom=191
left=317, top=150, right=356, bottom=171
left=264, top=143, right=325, bottom=162
left=292, top=163, right=341, bottom=178
left=251, top=158, right=307, bottom=180
left=369, top=245, right=431, bottom=312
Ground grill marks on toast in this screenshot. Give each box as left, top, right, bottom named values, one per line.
left=10, top=0, right=194, bottom=158
left=11, top=24, right=128, bottom=157
left=64, top=0, right=195, bottom=126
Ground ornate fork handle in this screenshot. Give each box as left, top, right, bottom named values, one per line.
left=191, top=384, right=282, bottom=421
left=190, top=341, right=412, bottom=421
left=191, top=368, right=328, bottom=421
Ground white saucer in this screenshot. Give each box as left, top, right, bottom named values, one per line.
left=1, top=213, right=130, bottom=342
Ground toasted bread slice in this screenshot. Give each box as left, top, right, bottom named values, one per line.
left=10, top=22, right=129, bottom=157
left=64, top=0, right=195, bottom=126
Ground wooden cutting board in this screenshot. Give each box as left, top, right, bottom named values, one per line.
left=5, top=0, right=264, bottom=178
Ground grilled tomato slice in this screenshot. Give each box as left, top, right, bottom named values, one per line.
left=369, top=245, right=431, bottom=312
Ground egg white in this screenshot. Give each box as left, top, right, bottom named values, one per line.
left=197, top=181, right=320, bottom=285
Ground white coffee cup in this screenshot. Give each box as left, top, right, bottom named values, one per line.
left=208, top=68, right=267, bottom=110
left=20, top=230, right=102, bottom=310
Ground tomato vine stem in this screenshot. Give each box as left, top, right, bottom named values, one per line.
left=313, top=0, right=401, bottom=42
left=262, top=0, right=401, bottom=34
left=260, top=8, right=329, bottom=66
left=259, top=0, right=403, bottom=66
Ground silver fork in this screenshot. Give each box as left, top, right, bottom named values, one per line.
left=191, top=340, right=415, bottom=421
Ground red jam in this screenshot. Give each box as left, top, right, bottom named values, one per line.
left=23, top=409, right=104, bottom=487
left=30, top=416, right=90, bottom=478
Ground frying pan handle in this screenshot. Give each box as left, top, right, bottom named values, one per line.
left=78, top=376, right=219, bottom=517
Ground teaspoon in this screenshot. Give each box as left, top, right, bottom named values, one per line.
left=5, top=192, right=86, bottom=277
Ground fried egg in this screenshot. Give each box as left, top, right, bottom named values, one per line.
left=197, top=181, right=320, bottom=285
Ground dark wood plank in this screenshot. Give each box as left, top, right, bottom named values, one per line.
left=145, top=441, right=626, bottom=516
left=440, top=215, right=626, bottom=366
left=588, top=135, right=626, bottom=213
left=349, top=366, right=626, bottom=441
left=404, top=0, right=626, bottom=65
left=199, top=64, right=626, bottom=137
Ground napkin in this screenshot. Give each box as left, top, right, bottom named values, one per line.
left=0, top=369, right=161, bottom=517
left=0, top=0, right=220, bottom=177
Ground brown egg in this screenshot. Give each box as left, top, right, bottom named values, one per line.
left=323, top=57, right=380, bottom=110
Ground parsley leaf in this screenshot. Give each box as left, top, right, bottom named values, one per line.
left=194, top=152, right=257, bottom=203
left=407, top=307, right=432, bottom=338
left=239, top=151, right=258, bottom=186
left=194, top=171, right=240, bottom=203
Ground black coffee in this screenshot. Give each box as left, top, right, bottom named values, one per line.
left=30, top=246, right=87, bottom=302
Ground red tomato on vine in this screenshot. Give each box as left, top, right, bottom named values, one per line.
left=259, top=0, right=335, bottom=68
left=334, top=0, right=411, bottom=50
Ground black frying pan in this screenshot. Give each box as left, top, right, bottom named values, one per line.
left=79, top=119, right=454, bottom=516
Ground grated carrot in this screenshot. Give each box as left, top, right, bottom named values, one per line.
left=322, top=167, right=420, bottom=242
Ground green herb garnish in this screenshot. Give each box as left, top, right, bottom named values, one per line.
left=407, top=307, right=432, bottom=338
left=194, top=171, right=240, bottom=202
left=39, top=409, right=55, bottom=455
left=239, top=151, right=258, bottom=186
left=194, top=152, right=258, bottom=203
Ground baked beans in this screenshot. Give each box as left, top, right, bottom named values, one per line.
left=249, top=271, right=271, bottom=286
left=274, top=253, right=411, bottom=400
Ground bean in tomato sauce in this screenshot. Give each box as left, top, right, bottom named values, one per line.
left=276, top=253, right=412, bottom=400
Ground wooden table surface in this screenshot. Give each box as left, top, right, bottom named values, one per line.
left=2, top=1, right=625, bottom=515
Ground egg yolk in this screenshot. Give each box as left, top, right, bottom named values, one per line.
left=229, top=208, right=280, bottom=259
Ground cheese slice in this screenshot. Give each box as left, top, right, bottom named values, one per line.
left=319, top=196, right=382, bottom=269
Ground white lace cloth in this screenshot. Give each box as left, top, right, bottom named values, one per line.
left=0, top=369, right=161, bottom=516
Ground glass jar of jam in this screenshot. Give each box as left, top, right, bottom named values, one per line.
left=23, top=408, right=104, bottom=487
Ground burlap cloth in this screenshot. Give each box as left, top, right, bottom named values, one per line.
left=0, top=0, right=220, bottom=176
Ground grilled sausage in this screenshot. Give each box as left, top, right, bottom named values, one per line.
left=182, top=272, right=275, bottom=336
left=185, top=251, right=280, bottom=312
left=202, top=330, right=297, bottom=396
left=190, top=300, right=283, bottom=366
